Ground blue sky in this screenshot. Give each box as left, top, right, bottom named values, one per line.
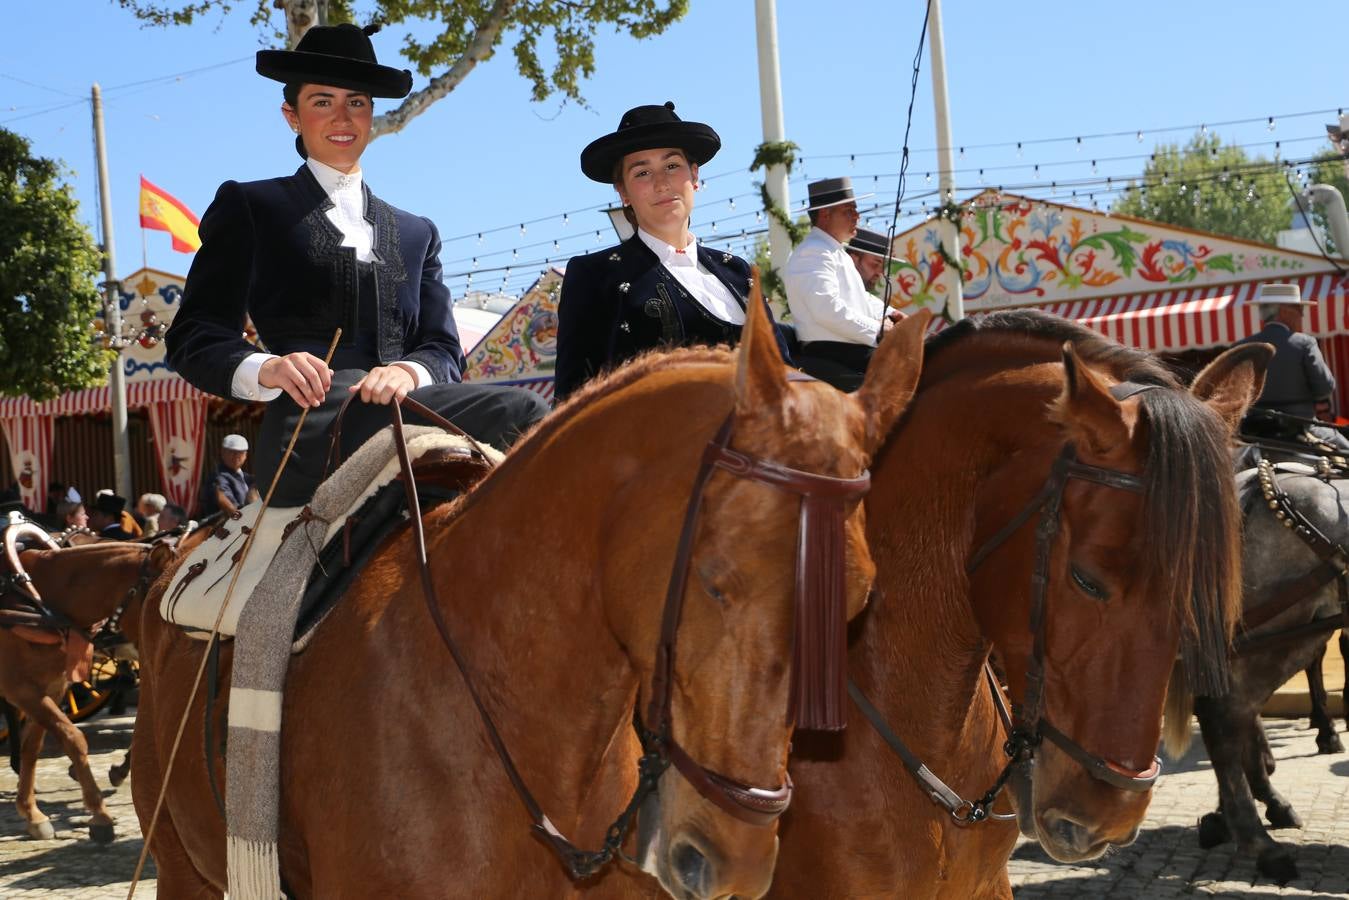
left=5, top=1, right=1346, bottom=299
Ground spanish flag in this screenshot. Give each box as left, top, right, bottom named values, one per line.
left=139, top=176, right=201, bottom=253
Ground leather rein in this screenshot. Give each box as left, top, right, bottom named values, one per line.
left=386, top=394, right=869, bottom=878
left=849, top=382, right=1162, bottom=826
left=1232, top=459, right=1349, bottom=655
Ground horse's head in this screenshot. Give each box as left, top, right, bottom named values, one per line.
left=970, top=336, right=1270, bottom=862
left=617, top=299, right=929, bottom=898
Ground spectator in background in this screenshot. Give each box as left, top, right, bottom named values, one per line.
left=88, top=493, right=135, bottom=540
left=200, top=434, right=259, bottom=517
left=136, top=493, right=167, bottom=533
left=158, top=503, right=187, bottom=532
left=56, top=499, right=89, bottom=531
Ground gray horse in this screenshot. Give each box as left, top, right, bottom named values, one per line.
left=1165, top=461, right=1347, bottom=884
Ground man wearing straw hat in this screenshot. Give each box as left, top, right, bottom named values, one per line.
left=1238, top=281, right=1349, bottom=451
left=783, top=177, right=901, bottom=391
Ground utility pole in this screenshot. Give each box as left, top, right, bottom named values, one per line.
left=92, top=83, right=133, bottom=501
left=927, top=0, right=965, bottom=320
left=754, top=0, right=792, bottom=308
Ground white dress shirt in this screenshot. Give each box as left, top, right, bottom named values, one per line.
left=782, top=226, right=885, bottom=346
left=637, top=229, right=746, bottom=325
left=229, top=158, right=431, bottom=401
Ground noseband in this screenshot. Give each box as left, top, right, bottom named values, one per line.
left=640, top=414, right=871, bottom=827
left=968, top=439, right=1161, bottom=794
left=389, top=399, right=869, bottom=879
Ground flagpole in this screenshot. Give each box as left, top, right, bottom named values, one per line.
left=92, top=83, right=134, bottom=502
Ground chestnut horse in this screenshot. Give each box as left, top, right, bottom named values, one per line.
left=0, top=533, right=174, bottom=842
left=773, top=311, right=1268, bottom=898
left=131, top=302, right=929, bottom=899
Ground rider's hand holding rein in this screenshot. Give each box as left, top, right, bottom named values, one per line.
left=349, top=364, right=417, bottom=405
left=258, top=352, right=333, bottom=408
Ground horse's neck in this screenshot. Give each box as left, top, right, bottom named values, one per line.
left=22, top=547, right=139, bottom=628
left=407, top=393, right=719, bottom=840
left=859, top=373, right=1056, bottom=755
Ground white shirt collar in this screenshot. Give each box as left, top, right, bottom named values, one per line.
left=306, top=157, right=363, bottom=197
left=810, top=226, right=845, bottom=251
left=638, top=228, right=698, bottom=267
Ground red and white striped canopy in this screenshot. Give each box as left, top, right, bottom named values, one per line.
left=936, top=274, right=1349, bottom=353
left=0, top=376, right=208, bottom=419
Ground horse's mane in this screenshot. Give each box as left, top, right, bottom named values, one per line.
left=925, top=309, right=1239, bottom=693
left=924, top=309, right=1180, bottom=388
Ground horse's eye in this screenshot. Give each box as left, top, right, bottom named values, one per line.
left=1070, top=565, right=1109, bottom=601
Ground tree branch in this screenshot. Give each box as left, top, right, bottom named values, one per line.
left=371, top=0, right=517, bottom=139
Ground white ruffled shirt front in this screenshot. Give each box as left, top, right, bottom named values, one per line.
left=229, top=158, right=430, bottom=401
left=637, top=229, right=746, bottom=325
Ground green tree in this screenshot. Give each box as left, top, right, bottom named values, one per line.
left=1112, top=132, right=1293, bottom=245
left=114, top=0, right=689, bottom=137
left=0, top=128, right=109, bottom=401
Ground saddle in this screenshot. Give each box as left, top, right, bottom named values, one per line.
left=161, top=427, right=499, bottom=642
left=0, top=513, right=96, bottom=682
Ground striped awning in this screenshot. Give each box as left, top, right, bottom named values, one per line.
left=0, top=376, right=209, bottom=418
left=934, top=273, right=1349, bottom=353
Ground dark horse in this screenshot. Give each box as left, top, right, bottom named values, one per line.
left=131, top=300, right=929, bottom=899
left=772, top=311, right=1266, bottom=897
left=1166, top=459, right=1349, bottom=884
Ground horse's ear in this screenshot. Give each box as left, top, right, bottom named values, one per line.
left=148, top=540, right=176, bottom=574
left=1056, top=342, right=1131, bottom=457
left=734, top=267, right=786, bottom=415
left=1190, top=342, right=1273, bottom=435
left=855, top=309, right=930, bottom=457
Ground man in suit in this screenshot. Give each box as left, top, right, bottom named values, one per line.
left=847, top=227, right=891, bottom=294
left=1238, top=281, right=1349, bottom=451
left=555, top=102, right=791, bottom=402
left=87, top=493, right=136, bottom=540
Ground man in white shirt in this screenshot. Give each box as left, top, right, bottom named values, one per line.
left=783, top=177, right=902, bottom=391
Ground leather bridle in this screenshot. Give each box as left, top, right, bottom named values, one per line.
left=387, top=396, right=870, bottom=878
left=850, top=382, right=1163, bottom=826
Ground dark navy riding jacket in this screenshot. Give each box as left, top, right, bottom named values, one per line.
left=166, top=165, right=465, bottom=398
left=555, top=234, right=792, bottom=401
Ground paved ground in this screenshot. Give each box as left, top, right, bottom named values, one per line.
left=0, top=712, right=1345, bottom=897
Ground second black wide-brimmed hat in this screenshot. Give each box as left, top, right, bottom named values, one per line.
left=805, top=176, right=874, bottom=211
left=256, top=23, right=412, bottom=98
left=581, top=102, right=721, bottom=183
left=848, top=227, right=891, bottom=258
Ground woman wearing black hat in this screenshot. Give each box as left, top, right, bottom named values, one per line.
left=166, top=24, right=549, bottom=506
left=554, top=102, right=791, bottom=401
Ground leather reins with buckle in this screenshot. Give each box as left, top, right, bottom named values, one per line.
left=387, top=397, right=869, bottom=878
left=849, top=381, right=1162, bottom=826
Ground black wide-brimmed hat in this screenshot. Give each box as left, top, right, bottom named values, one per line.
left=805, top=176, right=874, bottom=211
left=256, top=23, right=412, bottom=99
left=581, top=102, right=721, bottom=183
left=848, top=227, right=890, bottom=258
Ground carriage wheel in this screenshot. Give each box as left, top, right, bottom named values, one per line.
left=0, top=655, right=138, bottom=743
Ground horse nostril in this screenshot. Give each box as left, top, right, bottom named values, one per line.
left=1046, top=814, right=1090, bottom=852
left=671, top=840, right=711, bottom=894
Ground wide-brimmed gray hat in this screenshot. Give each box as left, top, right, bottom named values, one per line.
left=1254, top=282, right=1315, bottom=306
left=805, top=176, right=874, bottom=211
left=848, top=227, right=890, bottom=258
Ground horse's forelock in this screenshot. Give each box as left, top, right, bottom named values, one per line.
left=1137, top=389, right=1242, bottom=695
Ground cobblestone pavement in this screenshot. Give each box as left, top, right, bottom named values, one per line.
left=0, top=713, right=1345, bottom=897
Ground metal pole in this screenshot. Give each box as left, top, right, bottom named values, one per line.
left=754, top=0, right=793, bottom=308
left=927, top=0, right=965, bottom=320
left=92, top=83, right=133, bottom=501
